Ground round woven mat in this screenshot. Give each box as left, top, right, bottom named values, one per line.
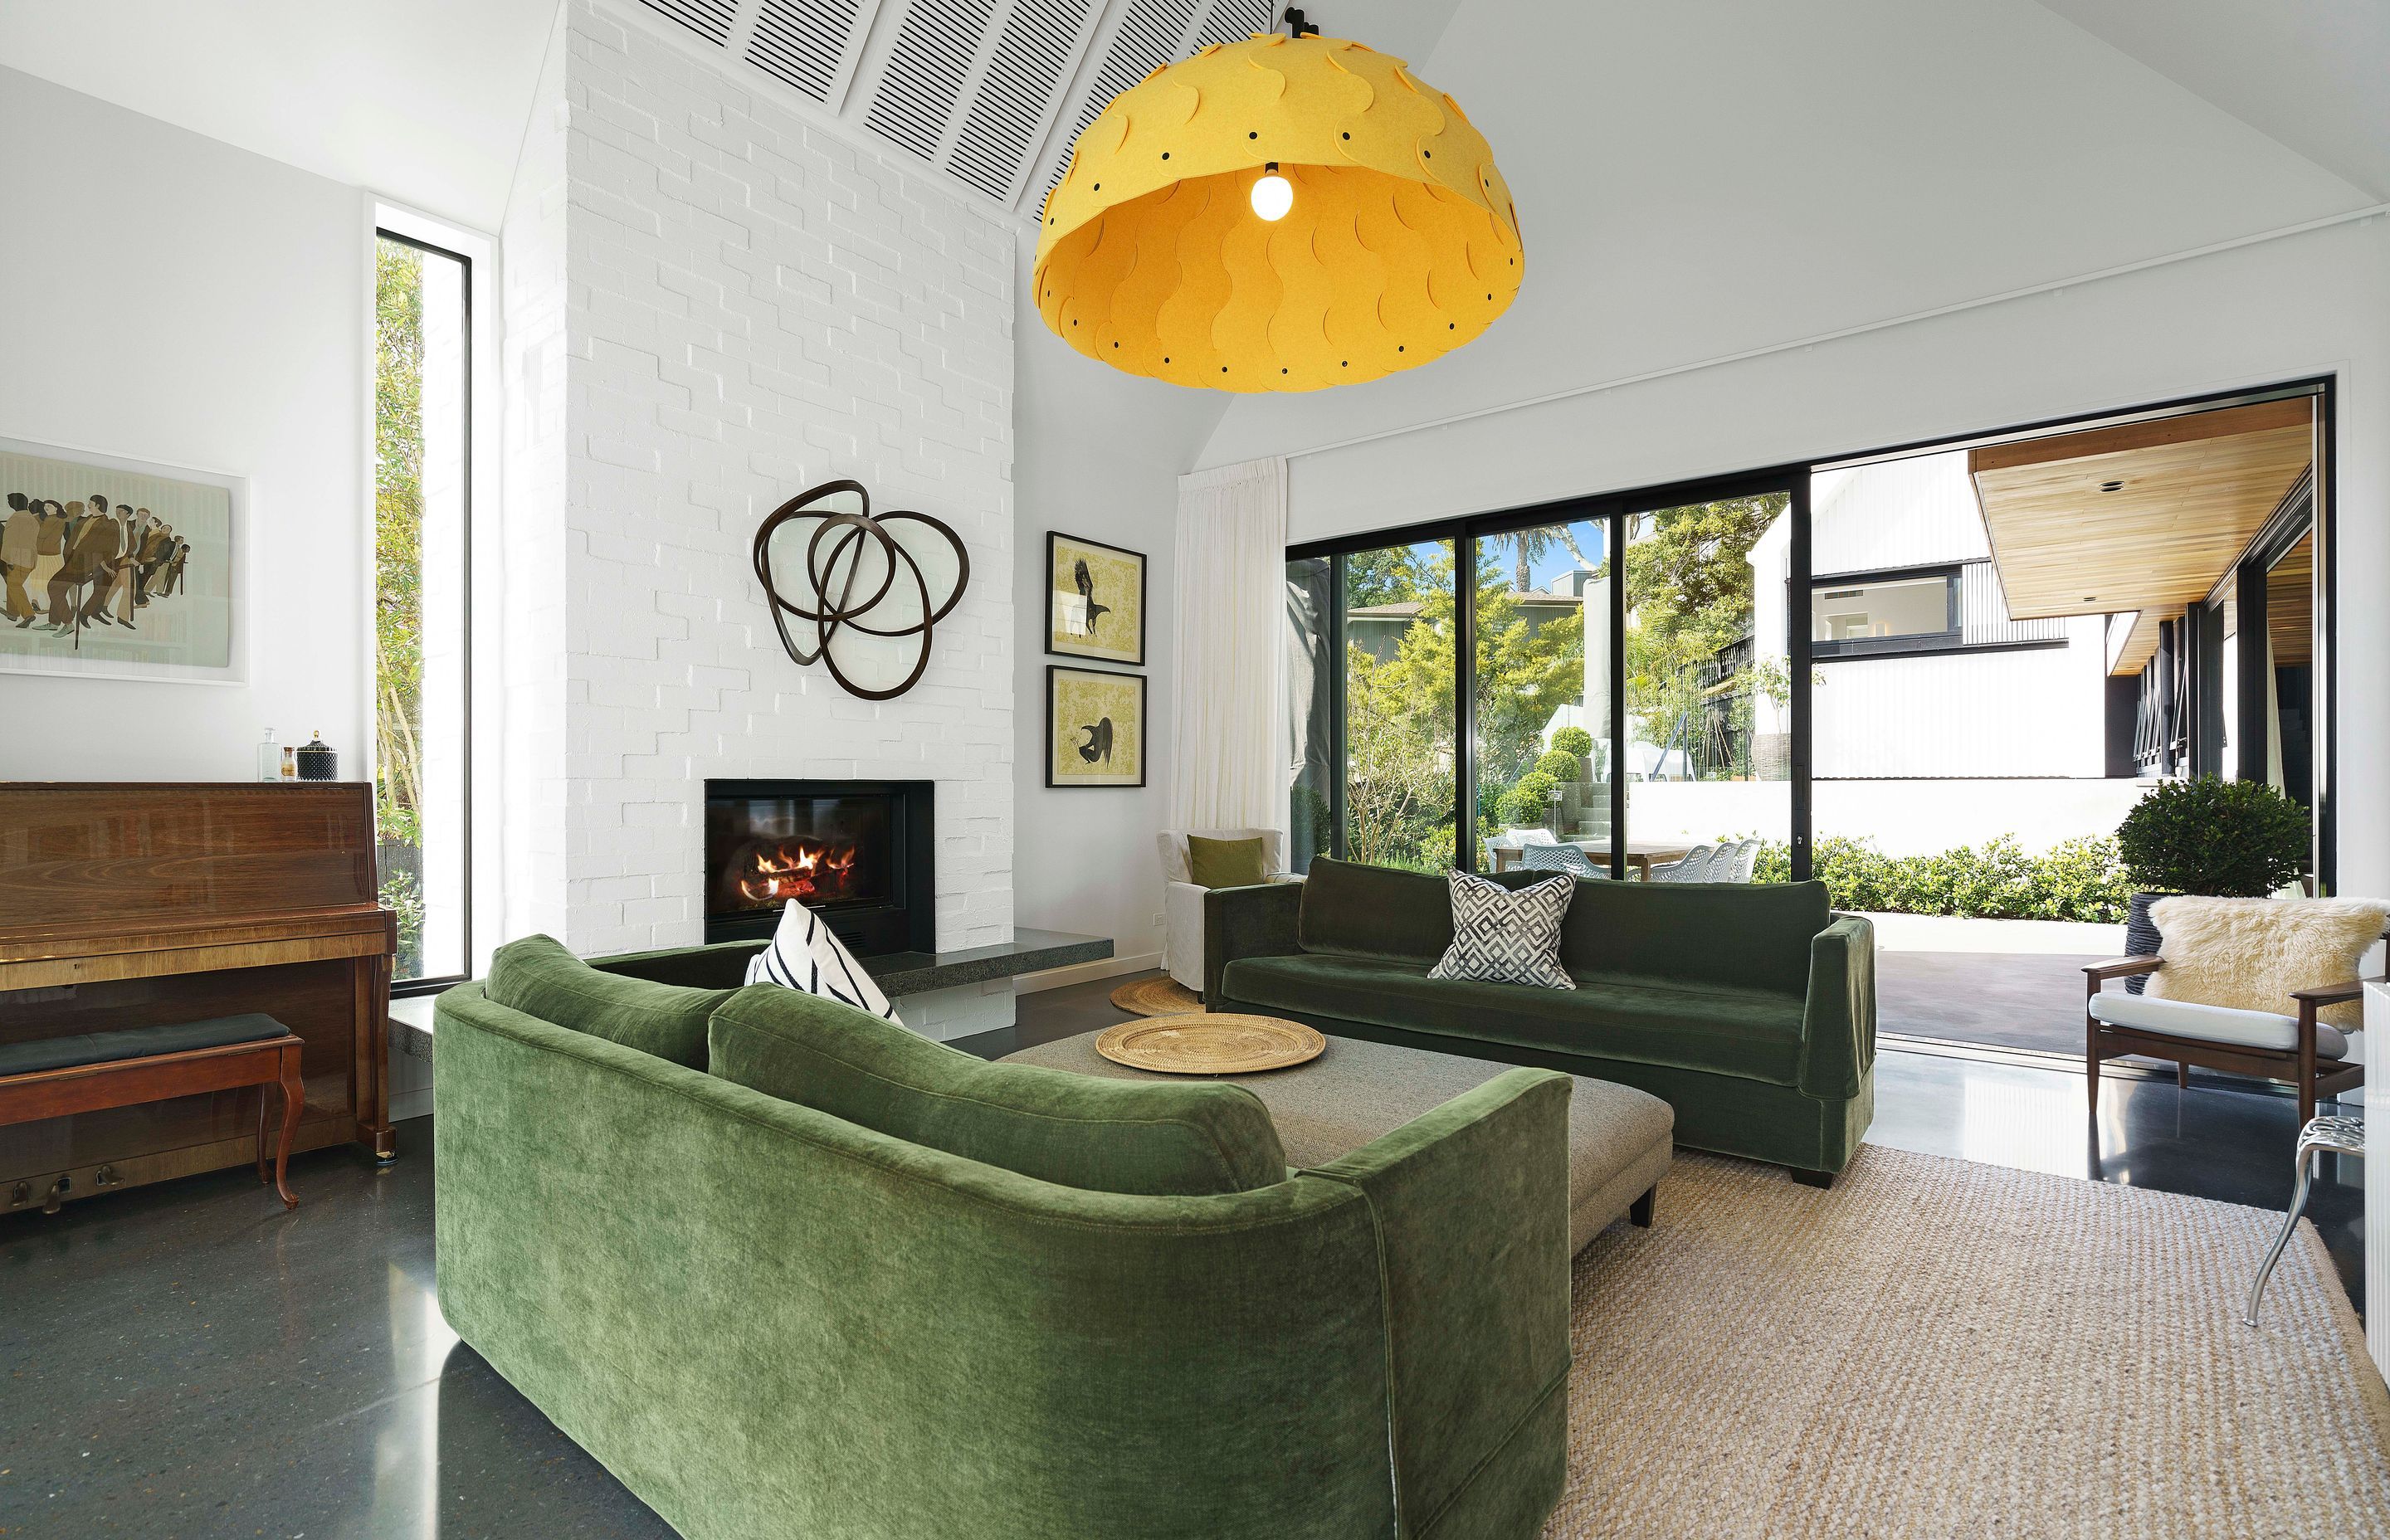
left=1108, top=974, right=1202, bottom=1017
left=1093, top=1014, right=1325, bottom=1075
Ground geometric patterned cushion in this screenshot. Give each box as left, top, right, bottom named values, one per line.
left=744, top=900, right=904, bottom=1027
left=1427, top=870, right=1576, bottom=990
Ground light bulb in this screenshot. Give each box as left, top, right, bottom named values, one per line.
left=1250, top=172, right=1293, bottom=222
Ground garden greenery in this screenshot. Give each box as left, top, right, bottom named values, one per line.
left=1750, top=834, right=2131, bottom=924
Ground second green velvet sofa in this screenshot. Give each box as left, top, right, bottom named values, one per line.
left=1205, top=859, right=1875, bottom=1184
left=436, top=935, right=1573, bottom=1540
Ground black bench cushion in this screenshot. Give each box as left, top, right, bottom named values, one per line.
left=0, top=1013, right=292, bottom=1078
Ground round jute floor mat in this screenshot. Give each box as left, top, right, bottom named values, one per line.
left=1547, top=1143, right=2390, bottom=1538
left=1107, top=974, right=1201, bottom=1017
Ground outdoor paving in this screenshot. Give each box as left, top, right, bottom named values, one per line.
left=1875, top=948, right=2102, bottom=1055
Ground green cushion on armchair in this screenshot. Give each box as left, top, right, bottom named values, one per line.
left=485, top=933, right=733, bottom=1069
left=709, top=984, right=1288, bottom=1195
left=1187, top=834, right=1270, bottom=889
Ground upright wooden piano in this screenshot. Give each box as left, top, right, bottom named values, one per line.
left=0, top=782, right=396, bottom=1212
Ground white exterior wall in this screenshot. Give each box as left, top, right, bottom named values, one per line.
left=1814, top=615, right=2110, bottom=780
left=1812, top=451, right=1990, bottom=573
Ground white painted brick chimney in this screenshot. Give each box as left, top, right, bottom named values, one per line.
left=503, top=1, right=1017, bottom=1036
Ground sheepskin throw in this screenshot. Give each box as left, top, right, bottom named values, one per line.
left=2147, top=896, right=2388, bottom=1030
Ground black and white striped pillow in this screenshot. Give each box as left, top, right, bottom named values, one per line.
left=744, top=901, right=903, bottom=1026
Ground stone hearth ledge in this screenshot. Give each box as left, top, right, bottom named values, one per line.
left=388, top=929, right=1113, bottom=1064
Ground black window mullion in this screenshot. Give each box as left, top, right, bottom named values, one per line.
left=1329, top=552, right=1348, bottom=860
left=1608, top=507, right=1627, bottom=882
left=1788, top=475, right=1813, bottom=883
left=1455, top=535, right=1478, bottom=872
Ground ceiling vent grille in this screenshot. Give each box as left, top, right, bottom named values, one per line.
left=1034, top=0, right=1201, bottom=201
left=634, top=0, right=738, bottom=46
left=947, top=0, right=1095, bottom=200
left=745, top=0, right=871, bottom=102
left=1190, top=0, right=1271, bottom=48
left=863, top=0, right=999, bottom=160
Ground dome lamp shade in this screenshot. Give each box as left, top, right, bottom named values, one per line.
left=1032, top=32, right=1523, bottom=393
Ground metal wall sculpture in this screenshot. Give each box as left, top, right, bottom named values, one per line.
left=752, top=479, right=970, bottom=700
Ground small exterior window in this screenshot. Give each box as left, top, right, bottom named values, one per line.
left=1811, top=568, right=1959, bottom=656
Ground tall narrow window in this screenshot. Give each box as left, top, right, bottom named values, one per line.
left=374, top=232, right=471, bottom=985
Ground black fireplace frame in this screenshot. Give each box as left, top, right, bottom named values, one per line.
left=703, top=778, right=935, bottom=958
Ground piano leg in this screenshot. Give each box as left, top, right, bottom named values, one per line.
left=271, top=1042, right=303, bottom=1209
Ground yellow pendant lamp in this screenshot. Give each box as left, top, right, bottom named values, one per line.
left=1032, top=28, right=1523, bottom=392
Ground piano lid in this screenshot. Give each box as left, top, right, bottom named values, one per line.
left=0, top=782, right=382, bottom=938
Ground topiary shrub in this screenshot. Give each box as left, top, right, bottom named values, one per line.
left=1496, top=770, right=1560, bottom=830
left=1550, top=726, right=1593, bottom=761
left=1534, top=748, right=1581, bottom=782
left=2115, top=777, right=2307, bottom=896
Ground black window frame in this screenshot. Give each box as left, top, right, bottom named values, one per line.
left=1288, top=374, right=2339, bottom=895
left=376, top=226, right=476, bottom=998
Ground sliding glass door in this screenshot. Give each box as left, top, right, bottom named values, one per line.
left=1620, top=490, right=1795, bottom=880
left=1469, top=514, right=1612, bottom=870
left=1289, top=471, right=1807, bottom=883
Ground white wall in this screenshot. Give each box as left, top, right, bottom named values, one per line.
left=497, top=4, right=573, bottom=948
left=552, top=2, right=1018, bottom=1036
left=0, top=66, right=368, bottom=782
left=1012, top=227, right=1229, bottom=983
left=1812, top=621, right=2110, bottom=780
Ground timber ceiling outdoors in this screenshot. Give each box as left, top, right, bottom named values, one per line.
left=622, top=0, right=1279, bottom=215
left=1968, top=397, right=2316, bottom=675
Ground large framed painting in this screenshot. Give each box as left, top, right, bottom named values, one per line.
left=1046, top=531, right=1145, bottom=665
left=1046, top=665, right=1147, bottom=788
left=0, top=436, right=242, bottom=685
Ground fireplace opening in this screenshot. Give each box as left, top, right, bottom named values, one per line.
left=704, top=780, right=934, bottom=956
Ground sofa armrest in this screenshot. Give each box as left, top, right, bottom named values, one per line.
left=1798, top=915, right=1876, bottom=1102
left=1203, top=880, right=1305, bottom=1005
left=1307, top=1068, right=1573, bottom=1534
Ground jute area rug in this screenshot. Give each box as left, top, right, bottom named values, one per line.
left=1550, top=1144, right=2390, bottom=1539
left=1109, top=974, right=1201, bottom=1016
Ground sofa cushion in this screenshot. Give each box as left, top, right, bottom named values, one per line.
left=1187, top=834, right=1269, bottom=889
left=1222, top=953, right=1806, bottom=1084
left=2090, top=988, right=2350, bottom=1057
left=486, top=934, right=734, bottom=1068
left=1298, top=857, right=1457, bottom=966
left=1429, top=870, right=1576, bottom=989
left=709, top=985, right=1288, bottom=1195
left=1295, top=856, right=1832, bottom=996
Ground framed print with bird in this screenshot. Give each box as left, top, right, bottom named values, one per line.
left=1046, top=531, right=1144, bottom=665
left=1046, top=664, right=1146, bottom=788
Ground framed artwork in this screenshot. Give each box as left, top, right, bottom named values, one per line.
left=1046, top=530, right=1145, bottom=665
left=0, top=435, right=243, bottom=685
left=1046, top=665, right=1147, bottom=788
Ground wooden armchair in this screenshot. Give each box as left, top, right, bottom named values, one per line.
left=2083, top=955, right=2373, bottom=1123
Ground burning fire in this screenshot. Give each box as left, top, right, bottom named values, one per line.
left=739, top=838, right=860, bottom=904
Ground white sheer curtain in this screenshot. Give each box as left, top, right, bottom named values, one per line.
left=1170, top=457, right=1288, bottom=836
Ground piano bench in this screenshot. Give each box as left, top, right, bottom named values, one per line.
left=0, top=1014, right=307, bottom=1211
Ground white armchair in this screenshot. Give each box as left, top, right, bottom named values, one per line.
left=1157, top=828, right=1290, bottom=993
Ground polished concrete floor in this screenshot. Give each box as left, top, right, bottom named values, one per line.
left=0, top=977, right=2362, bottom=1538
left=1875, top=948, right=2100, bottom=1055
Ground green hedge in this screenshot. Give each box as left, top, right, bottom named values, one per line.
left=1749, top=834, right=2129, bottom=924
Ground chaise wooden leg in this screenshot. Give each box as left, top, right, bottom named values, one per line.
left=2085, top=1018, right=2101, bottom=1113
left=271, top=1045, right=304, bottom=1210
left=1628, top=1186, right=1656, bottom=1227
left=2177, top=1061, right=2190, bottom=1089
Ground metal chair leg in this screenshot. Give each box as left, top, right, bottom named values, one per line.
left=2245, top=1114, right=2365, bottom=1328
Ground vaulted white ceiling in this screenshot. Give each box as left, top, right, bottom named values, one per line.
left=0, top=0, right=1461, bottom=231
left=1199, top=0, right=2388, bottom=465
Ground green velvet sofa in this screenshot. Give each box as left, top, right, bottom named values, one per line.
left=435, top=937, right=1574, bottom=1540
left=1206, top=859, right=1875, bottom=1185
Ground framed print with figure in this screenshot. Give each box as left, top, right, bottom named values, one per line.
left=1047, top=665, right=1146, bottom=788
left=1046, top=531, right=1145, bottom=665
left=0, top=435, right=243, bottom=685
